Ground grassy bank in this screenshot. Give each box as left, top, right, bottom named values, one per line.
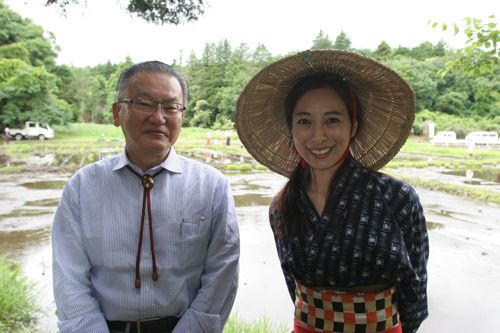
left=386, top=173, right=500, bottom=205
left=0, top=257, right=39, bottom=332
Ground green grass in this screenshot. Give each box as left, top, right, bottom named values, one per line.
left=52, top=123, right=123, bottom=140
left=386, top=173, right=500, bottom=205
left=0, top=257, right=39, bottom=332
left=223, top=313, right=290, bottom=333
left=400, top=137, right=500, bottom=161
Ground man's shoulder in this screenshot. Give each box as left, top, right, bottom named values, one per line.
left=69, top=155, right=120, bottom=183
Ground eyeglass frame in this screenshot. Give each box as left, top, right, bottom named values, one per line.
left=116, top=98, right=186, bottom=117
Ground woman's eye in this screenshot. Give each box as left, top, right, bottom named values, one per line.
left=296, top=119, right=310, bottom=125
left=327, top=118, right=339, bottom=124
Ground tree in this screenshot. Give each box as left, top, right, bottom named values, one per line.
left=0, top=2, right=68, bottom=126
left=0, top=59, right=73, bottom=125
left=45, top=0, right=205, bottom=25
left=0, top=2, right=57, bottom=68
left=372, top=41, right=392, bottom=61
left=431, top=15, right=499, bottom=76
left=333, top=31, right=352, bottom=50
left=311, top=30, right=334, bottom=49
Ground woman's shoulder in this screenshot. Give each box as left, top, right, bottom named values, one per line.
left=269, top=192, right=282, bottom=219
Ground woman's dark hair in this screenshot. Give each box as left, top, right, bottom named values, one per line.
left=272, top=72, right=360, bottom=240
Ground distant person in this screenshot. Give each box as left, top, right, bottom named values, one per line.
left=467, top=140, right=475, bottom=157
left=52, top=61, right=240, bottom=333
left=206, top=131, right=213, bottom=145
left=236, top=50, right=428, bottom=333
left=3, top=127, right=10, bottom=144
left=225, top=130, right=232, bottom=145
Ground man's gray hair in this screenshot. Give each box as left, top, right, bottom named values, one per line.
left=115, top=61, right=189, bottom=107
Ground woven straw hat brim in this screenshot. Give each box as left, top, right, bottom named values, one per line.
left=236, top=49, right=415, bottom=178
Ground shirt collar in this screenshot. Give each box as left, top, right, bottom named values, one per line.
left=112, top=147, right=182, bottom=174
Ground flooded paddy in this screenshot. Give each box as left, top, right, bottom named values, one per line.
left=0, top=165, right=499, bottom=332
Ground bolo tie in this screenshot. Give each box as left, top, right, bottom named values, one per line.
left=126, top=165, right=165, bottom=288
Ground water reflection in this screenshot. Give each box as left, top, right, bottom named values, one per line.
left=0, top=208, right=53, bottom=220
left=25, top=198, right=60, bottom=207
left=0, top=225, right=51, bottom=261
left=21, top=180, right=66, bottom=190
left=234, top=193, right=273, bottom=207
left=442, top=168, right=499, bottom=184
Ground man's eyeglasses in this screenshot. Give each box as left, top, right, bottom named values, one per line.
left=117, top=98, right=185, bottom=117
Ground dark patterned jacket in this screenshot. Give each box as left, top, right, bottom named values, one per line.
left=269, top=156, right=429, bottom=333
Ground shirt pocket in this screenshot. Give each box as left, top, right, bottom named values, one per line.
left=179, top=215, right=210, bottom=239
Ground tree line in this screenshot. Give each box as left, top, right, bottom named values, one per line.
left=0, top=1, right=498, bottom=133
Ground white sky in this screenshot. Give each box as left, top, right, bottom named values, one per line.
left=5, top=0, right=499, bottom=67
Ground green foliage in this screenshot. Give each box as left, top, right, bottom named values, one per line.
left=225, top=163, right=252, bottom=172
left=0, top=1, right=69, bottom=127
left=0, top=2, right=57, bottom=68
left=414, top=109, right=500, bottom=136
left=0, top=59, right=59, bottom=125
left=0, top=257, right=39, bottom=332
left=311, top=30, right=334, bottom=49
left=44, top=0, right=206, bottom=25
left=373, top=41, right=392, bottom=61
left=432, top=15, right=499, bottom=76
left=333, top=31, right=352, bottom=50
left=2, top=2, right=499, bottom=131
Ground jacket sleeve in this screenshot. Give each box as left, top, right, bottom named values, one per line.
left=52, top=180, right=110, bottom=333
left=173, top=177, right=240, bottom=333
left=397, top=187, right=429, bottom=333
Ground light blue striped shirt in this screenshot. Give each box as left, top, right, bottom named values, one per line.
left=52, top=147, right=240, bottom=333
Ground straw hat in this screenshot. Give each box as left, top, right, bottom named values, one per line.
left=235, top=49, right=415, bottom=177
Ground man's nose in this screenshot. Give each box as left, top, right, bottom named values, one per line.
left=149, top=105, right=166, bottom=123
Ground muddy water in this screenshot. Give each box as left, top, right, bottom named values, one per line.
left=1, top=170, right=499, bottom=332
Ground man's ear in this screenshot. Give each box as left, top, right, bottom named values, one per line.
left=112, top=103, right=121, bottom=127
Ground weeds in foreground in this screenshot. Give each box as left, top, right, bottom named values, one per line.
left=0, top=257, right=39, bottom=332
left=223, top=313, right=290, bottom=333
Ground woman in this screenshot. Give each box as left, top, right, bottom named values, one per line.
left=236, top=50, right=428, bottom=333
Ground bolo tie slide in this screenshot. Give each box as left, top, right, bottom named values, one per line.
left=126, top=166, right=164, bottom=288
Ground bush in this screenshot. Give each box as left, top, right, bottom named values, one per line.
left=225, top=163, right=252, bottom=171
left=0, top=257, right=39, bottom=332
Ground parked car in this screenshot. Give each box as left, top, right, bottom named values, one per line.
left=431, top=131, right=457, bottom=144
left=7, top=121, right=55, bottom=141
left=465, top=131, right=499, bottom=145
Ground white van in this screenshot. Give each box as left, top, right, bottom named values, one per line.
left=431, top=131, right=457, bottom=144
left=465, top=131, right=499, bottom=145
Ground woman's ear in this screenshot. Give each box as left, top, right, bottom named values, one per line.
left=350, top=119, right=359, bottom=139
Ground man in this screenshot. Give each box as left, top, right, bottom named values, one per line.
left=52, top=61, right=240, bottom=333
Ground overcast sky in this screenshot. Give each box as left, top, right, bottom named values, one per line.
left=5, top=0, right=499, bottom=67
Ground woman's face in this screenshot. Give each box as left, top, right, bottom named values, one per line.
left=291, top=87, right=357, bottom=173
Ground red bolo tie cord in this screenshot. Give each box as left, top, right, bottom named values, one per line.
left=126, top=166, right=164, bottom=288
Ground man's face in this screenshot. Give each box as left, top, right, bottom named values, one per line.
left=112, top=71, right=184, bottom=168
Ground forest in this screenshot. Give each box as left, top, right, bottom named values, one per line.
left=0, top=1, right=499, bottom=137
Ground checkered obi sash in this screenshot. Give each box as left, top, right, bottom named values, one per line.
left=294, top=280, right=400, bottom=333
